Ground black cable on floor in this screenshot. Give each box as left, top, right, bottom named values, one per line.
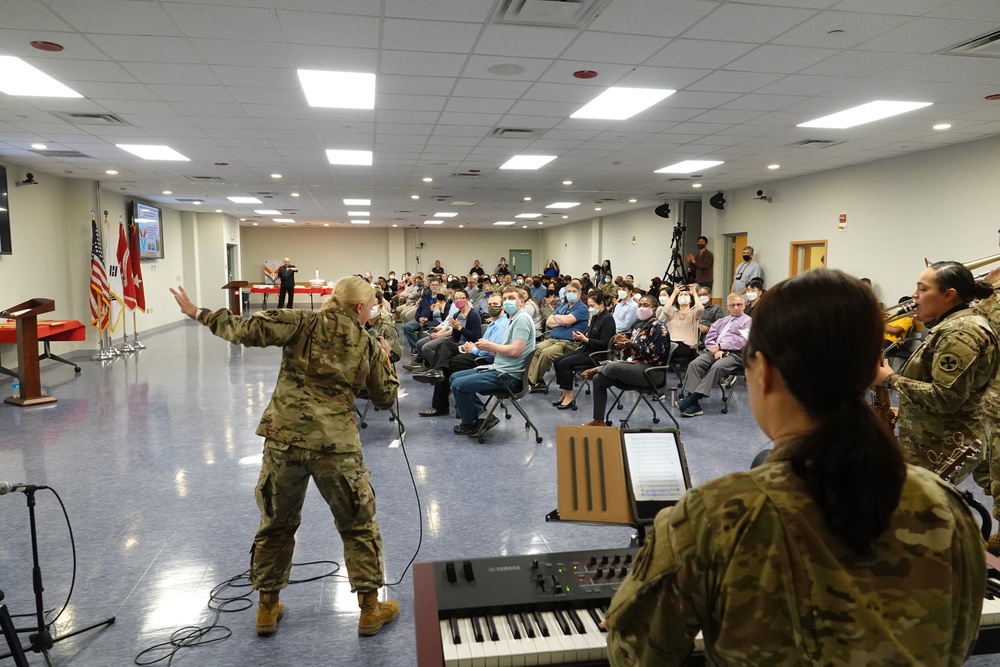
left=385, top=393, right=423, bottom=587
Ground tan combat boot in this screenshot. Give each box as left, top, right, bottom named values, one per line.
left=255, top=591, right=284, bottom=636
left=357, top=590, right=399, bottom=636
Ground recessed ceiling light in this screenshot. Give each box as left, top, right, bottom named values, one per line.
left=215, top=209, right=222, bottom=213
left=297, top=70, right=375, bottom=109
left=351, top=220, right=370, bottom=224
left=105, top=170, right=118, bottom=175
left=31, top=143, right=47, bottom=150
left=433, top=212, right=458, bottom=217
left=163, top=190, right=172, bottom=195
left=424, top=220, right=444, bottom=225
left=692, top=183, right=702, bottom=188
left=499, top=155, right=557, bottom=170
left=523, top=197, right=532, bottom=201
left=595, top=207, right=602, bottom=211
left=933, top=123, right=952, bottom=130
left=118, top=144, right=190, bottom=161
left=655, top=160, right=723, bottom=174
left=252, top=222, right=258, bottom=226
left=628, top=198, right=637, bottom=203
left=0, top=56, right=82, bottom=97
left=538, top=221, right=544, bottom=225
left=347, top=211, right=370, bottom=216
left=229, top=196, right=262, bottom=204
left=494, top=221, right=516, bottom=226
left=392, top=224, right=398, bottom=228
left=240, top=218, right=246, bottom=221
left=192, top=201, right=202, bottom=205
left=411, top=195, right=420, bottom=199
left=274, top=218, right=294, bottom=222
left=767, top=164, right=780, bottom=170
left=798, top=101, right=932, bottom=129
left=522, top=225, right=527, bottom=228
left=291, top=192, right=300, bottom=197
left=344, top=198, right=370, bottom=206
left=516, top=213, right=542, bottom=219
left=562, top=215, right=568, bottom=219
left=326, top=149, right=372, bottom=166
left=562, top=180, right=573, bottom=185
left=422, top=177, right=433, bottom=182
left=546, top=202, right=579, bottom=209
left=255, top=209, right=281, bottom=215
left=571, top=87, right=676, bottom=121
left=324, top=223, right=330, bottom=227
left=271, top=173, right=282, bottom=179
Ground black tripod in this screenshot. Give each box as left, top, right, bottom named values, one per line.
left=662, top=221, right=688, bottom=285
left=1, top=487, right=115, bottom=666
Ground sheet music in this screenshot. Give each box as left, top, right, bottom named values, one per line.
left=623, top=431, right=687, bottom=503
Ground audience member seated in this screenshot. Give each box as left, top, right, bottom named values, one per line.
left=697, top=285, right=724, bottom=337
left=551, top=292, right=616, bottom=409
left=612, top=282, right=638, bottom=333
left=744, top=277, right=765, bottom=317
left=530, top=278, right=547, bottom=304
left=679, top=294, right=752, bottom=417
left=395, top=273, right=425, bottom=322
left=407, top=288, right=482, bottom=371
left=401, top=276, right=446, bottom=354
left=414, top=295, right=504, bottom=416
left=660, top=283, right=703, bottom=365
left=582, top=295, right=671, bottom=426
left=580, top=272, right=594, bottom=293
left=526, top=281, right=589, bottom=393
left=364, top=292, right=401, bottom=364
left=449, top=287, right=536, bottom=436
left=523, top=293, right=543, bottom=338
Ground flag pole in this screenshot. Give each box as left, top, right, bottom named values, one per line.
left=132, top=310, right=145, bottom=349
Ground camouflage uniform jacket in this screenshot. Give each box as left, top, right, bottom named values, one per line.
left=197, top=306, right=398, bottom=451
left=889, top=307, right=998, bottom=466
left=975, top=283, right=1000, bottom=419
left=605, top=451, right=985, bottom=667
left=367, top=308, right=402, bottom=364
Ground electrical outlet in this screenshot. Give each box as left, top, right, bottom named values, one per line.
left=146, top=307, right=153, bottom=314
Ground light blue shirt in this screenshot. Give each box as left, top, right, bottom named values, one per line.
left=491, top=309, right=536, bottom=376
left=473, top=314, right=510, bottom=358
left=613, top=298, right=638, bottom=333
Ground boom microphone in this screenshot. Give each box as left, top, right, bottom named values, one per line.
left=0, top=481, right=46, bottom=495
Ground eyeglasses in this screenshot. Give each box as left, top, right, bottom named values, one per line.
left=727, top=303, right=744, bottom=308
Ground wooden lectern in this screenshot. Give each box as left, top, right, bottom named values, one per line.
left=2, top=298, right=58, bottom=407
left=222, top=281, right=249, bottom=316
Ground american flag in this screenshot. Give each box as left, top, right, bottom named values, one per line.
left=90, top=214, right=111, bottom=330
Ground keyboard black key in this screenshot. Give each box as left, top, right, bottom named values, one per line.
left=449, top=616, right=461, bottom=644
left=586, top=607, right=607, bottom=633
left=471, top=615, right=484, bottom=642
left=519, top=612, right=536, bottom=639
left=552, top=608, right=572, bottom=636
left=567, top=608, right=587, bottom=634
left=506, top=613, right=521, bottom=640
left=485, top=614, right=499, bottom=641
left=532, top=610, right=550, bottom=637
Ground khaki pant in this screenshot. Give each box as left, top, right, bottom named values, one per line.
left=527, top=338, right=579, bottom=384
left=250, top=441, right=383, bottom=593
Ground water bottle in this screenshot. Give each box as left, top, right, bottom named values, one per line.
left=11, top=378, right=19, bottom=397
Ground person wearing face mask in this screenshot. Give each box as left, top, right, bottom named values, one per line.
left=744, top=277, right=766, bottom=316
left=551, top=292, right=616, bottom=409
left=685, top=236, right=714, bottom=291
left=697, top=286, right=724, bottom=338
left=612, top=282, right=639, bottom=333
left=598, top=259, right=613, bottom=281
left=678, top=294, right=752, bottom=417
left=364, top=292, right=401, bottom=364
left=731, top=246, right=762, bottom=296
left=582, top=295, right=670, bottom=426
left=526, top=281, right=590, bottom=392
left=660, top=283, right=704, bottom=364
left=601, top=274, right=616, bottom=299
left=170, top=277, right=400, bottom=637
left=408, top=287, right=482, bottom=372
left=530, top=277, right=548, bottom=305
left=449, top=287, right=536, bottom=435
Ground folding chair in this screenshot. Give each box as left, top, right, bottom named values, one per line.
left=355, top=389, right=406, bottom=438
left=569, top=340, right=620, bottom=407
left=605, top=342, right=680, bottom=429
left=472, top=349, right=543, bottom=444
left=718, top=367, right=745, bottom=414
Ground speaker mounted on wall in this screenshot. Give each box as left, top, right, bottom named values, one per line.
left=709, top=192, right=726, bottom=210
left=654, top=202, right=671, bottom=218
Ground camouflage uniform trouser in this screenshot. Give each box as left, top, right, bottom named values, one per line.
left=250, top=440, right=384, bottom=593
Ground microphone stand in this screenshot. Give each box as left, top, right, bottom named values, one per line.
left=2, top=488, right=115, bottom=665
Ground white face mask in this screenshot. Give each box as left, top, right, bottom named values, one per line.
left=746, top=291, right=759, bottom=301
left=658, top=295, right=669, bottom=305
left=699, top=295, right=710, bottom=305
left=389, top=274, right=395, bottom=279
left=678, top=295, right=691, bottom=306
left=370, top=305, right=380, bottom=318
left=617, top=290, right=627, bottom=300
left=588, top=307, right=598, bottom=316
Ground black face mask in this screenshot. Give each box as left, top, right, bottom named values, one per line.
left=742, top=255, right=751, bottom=261
left=697, top=243, right=706, bottom=249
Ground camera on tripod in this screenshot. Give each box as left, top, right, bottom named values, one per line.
left=671, top=221, right=686, bottom=241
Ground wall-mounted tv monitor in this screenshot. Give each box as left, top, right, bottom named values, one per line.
left=130, top=200, right=163, bottom=260
left=0, top=165, right=11, bottom=255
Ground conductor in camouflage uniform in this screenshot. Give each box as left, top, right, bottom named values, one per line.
left=877, top=261, right=999, bottom=474
left=607, top=269, right=985, bottom=666
left=170, top=276, right=401, bottom=637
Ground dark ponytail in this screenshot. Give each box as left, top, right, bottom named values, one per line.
left=746, top=269, right=905, bottom=554
left=930, top=261, right=994, bottom=303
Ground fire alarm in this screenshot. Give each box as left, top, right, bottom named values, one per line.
left=573, top=70, right=598, bottom=79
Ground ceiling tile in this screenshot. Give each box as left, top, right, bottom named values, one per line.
left=444, top=97, right=515, bottom=114
left=189, top=39, right=294, bottom=68
left=856, top=17, right=999, bottom=54
left=561, top=31, right=667, bottom=65
left=286, top=44, right=379, bottom=70
left=46, top=0, right=180, bottom=35
left=686, top=71, right=785, bottom=93
left=380, top=50, right=468, bottom=77
left=681, top=4, right=819, bottom=43
left=277, top=10, right=379, bottom=47
left=800, top=50, right=915, bottom=77
left=645, top=38, right=756, bottom=69
left=462, top=55, right=553, bottom=81
left=474, top=25, right=576, bottom=59
left=724, top=45, right=841, bottom=74
left=382, top=18, right=481, bottom=54
left=771, top=10, right=910, bottom=48
left=161, top=3, right=280, bottom=41
left=384, top=0, right=494, bottom=22
left=588, top=0, right=718, bottom=37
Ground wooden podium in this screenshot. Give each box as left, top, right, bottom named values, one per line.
left=222, top=281, right=249, bottom=316
left=2, top=298, right=58, bottom=407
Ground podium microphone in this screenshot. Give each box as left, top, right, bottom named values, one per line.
left=0, top=481, right=46, bottom=495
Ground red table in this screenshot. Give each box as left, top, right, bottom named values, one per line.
left=249, top=285, right=332, bottom=310
left=0, top=319, right=87, bottom=377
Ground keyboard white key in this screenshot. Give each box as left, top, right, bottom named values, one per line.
left=441, top=619, right=461, bottom=667
left=462, top=617, right=486, bottom=667
left=982, top=596, right=1000, bottom=626
left=577, top=607, right=610, bottom=661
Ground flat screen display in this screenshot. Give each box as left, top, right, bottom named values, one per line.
left=132, top=200, right=163, bottom=260
left=0, top=165, right=10, bottom=255
left=621, top=428, right=692, bottom=523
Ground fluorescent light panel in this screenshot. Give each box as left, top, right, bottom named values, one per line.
left=117, top=144, right=190, bottom=161
left=499, top=155, right=557, bottom=170
left=494, top=221, right=516, bottom=226
left=424, top=220, right=444, bottom=225
left=571, top=87, right=675, bottom=121
left=545, top=202, right=579, bottom=209
left=326, top=149, right=372, bottom=166
left=273, top=218, right=295, bottom=223
left=797, top=101, right=932, bottom=129
left=347, top=211, right=370, bottom=216
left=516, top=213, right=542, bottom=219
left=433, top=212, right=458, bottom=217
left=298, top=70, right=375, bottom=109
left=344, top=198, right=370, bottom=206
left=0, top=57, right=82, bottom=97
left=351, top=220, right=370, bottom=224
left=254, top=209, right=281, bottom=215
left=228, top=196, right=262, bottom=204
left=655, top=160, right=723, bottom=174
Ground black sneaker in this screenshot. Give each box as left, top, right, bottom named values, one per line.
left=470, top=414, right=500, bottom=436
left=413, top=369, right=445, bottom=384
left=454, top=422, right=479, bottom=435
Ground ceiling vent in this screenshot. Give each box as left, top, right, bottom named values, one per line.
left=451, top=172, right=479, bottom=178
left=493, top=0, right=613, bottom=28
left=450, top=201, right=478, bottom=206
left=175, top=198, right=204, bottom=204
left=29, top=148, right=92, bottom=158
left=50, top=112, right=129, bottom=126
left=790, top=139, right=845, bottom=148
left=184, top=175, right=226, bottom=183
left=490, top=127, right=543, bottom=138
left=255, top=191, right=279, bottom=196
left=666, top=177, right=689, bottom=182
left=942, top=29, right=1000, bottom=58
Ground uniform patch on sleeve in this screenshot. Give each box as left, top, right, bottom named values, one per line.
left=938, top=353, right=960, bottom=373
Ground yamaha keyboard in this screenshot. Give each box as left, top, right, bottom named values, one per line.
left=413, top=549, right=1000, bottom=666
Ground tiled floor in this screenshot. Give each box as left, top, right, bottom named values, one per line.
left=0, top=322, right=996, bottom=666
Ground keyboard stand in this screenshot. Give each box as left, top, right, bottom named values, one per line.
left=545, top=508, right=647, bottom=548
